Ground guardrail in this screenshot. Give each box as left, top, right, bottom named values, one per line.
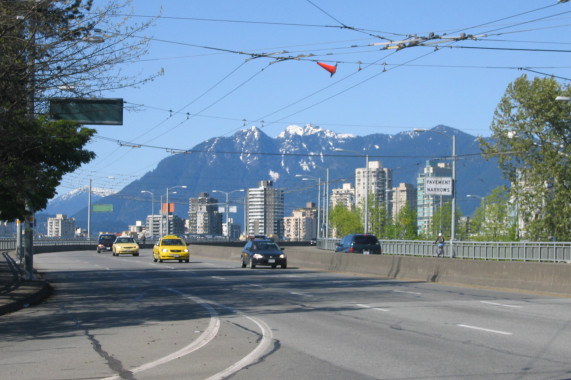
left=2, top=237, right=570, bottom=263
left=318, top=238, right=571, bottom=263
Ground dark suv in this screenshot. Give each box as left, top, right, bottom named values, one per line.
left=335, top=234, right=382, bottom=254
left=97, top=234, right=116, bottom=253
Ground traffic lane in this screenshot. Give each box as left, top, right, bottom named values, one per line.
left=183, top=256, right=571, bottom=379
left=1, top=250, right=268, bottom=380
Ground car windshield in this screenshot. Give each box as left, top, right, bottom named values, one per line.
left=354, top=235, right=378, bottom=244
left=162, top=239, right=184, bottom=246
left=116, top=237, right=134, bottom=243
left=100, top=236, right=114, bottom=243
left=253, top=242, right=280, bottom=251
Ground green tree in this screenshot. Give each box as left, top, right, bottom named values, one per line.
left=393, top=203, right=418, bottom=240
left=480, top=75, right=571, bottom=241
left=426, top=200, right=462, bottom=240
left=329, top=203, right=362, bottom=237
left=369, top=197, right=393, bottom=239
left=469, top=186, right=516, bottom=241
left=0, top=116, right=95, bottom=220
left=0, top=0, right=158, bottom=220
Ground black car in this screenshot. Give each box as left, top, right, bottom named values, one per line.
left=97, top=233, right=116, bottom=253
left=335, top=234, right=382, bottom=254
left=241, top=239, right=287, bottom=269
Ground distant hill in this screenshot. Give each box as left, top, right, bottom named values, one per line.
left=41, top=124, right=506, bottom=234
left=43, top=186, right=116, bottom=217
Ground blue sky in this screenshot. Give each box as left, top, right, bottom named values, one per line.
left=56, top=0, right=571, bottom=196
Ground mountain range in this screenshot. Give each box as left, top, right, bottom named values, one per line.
left=39, top=124, right=506, bottom=234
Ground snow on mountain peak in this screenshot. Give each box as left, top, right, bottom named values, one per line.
left=277, top=124, right=325, bottom=138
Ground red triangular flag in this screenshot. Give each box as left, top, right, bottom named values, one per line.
left=317, top=62, right=337, bottom=77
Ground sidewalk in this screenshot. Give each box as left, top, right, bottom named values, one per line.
left=0, top=250, right=52, bottom=316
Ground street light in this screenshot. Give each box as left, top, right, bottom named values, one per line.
left=335, top=148, right=369, bottom=233
left=212, top=189, right=244, bottom=239
left=296, top=174, right=321, bottom=239
left=414, top=128, right=456, bottom=257
left=88, top=176, right=114, bottom=239
left=165, top=185, right=187, bottom=235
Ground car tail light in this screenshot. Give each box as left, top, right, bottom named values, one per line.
left=349, top=246, right=354, bottom=253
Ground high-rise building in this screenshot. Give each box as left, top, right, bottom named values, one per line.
left=47, top=214, right=76, bottom=238
left=355, top=161, right=393, bottom=211
left=391, top=183, right=417, bottom=219
left=145, top=215, right=163, bottom=238
left=417, top=160, right=452, bottom=235
left=331, top=183, right=356, bottom=211
left=284, top=202, right=317, bottom=241
left=247, top=180, right=284, bottom=239
left=188, top=192, right=222, bottom=236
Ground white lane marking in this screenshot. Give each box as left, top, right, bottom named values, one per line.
left=206, top=309, right=273, bottom=380
left=481, top=301, right=522, bottom=308
left=356, top=303, right=390, bottom=312
left=211, top=276, right=225, bottom=280
left=289, top=291, right=314, bottom=297
left=393, top=289, right=421, bottom=295
left=458, top=324, right=512, bottom=335
left=249, top=284, right=262, bottom=287
left=102, top=289, right=220, bottom=380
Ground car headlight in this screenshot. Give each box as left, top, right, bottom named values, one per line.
left=162, top=248, right=168, bottom=253
left=280, top=254, right=286, bottom=259
left=184, top=249, right=189, bottom=253
left=253, top=254, right=263, bottom=259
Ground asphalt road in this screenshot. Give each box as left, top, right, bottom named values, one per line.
left=1, top=249, right=570, bottom=380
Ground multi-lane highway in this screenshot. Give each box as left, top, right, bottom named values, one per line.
left=1, top=249, right=570, bottom=379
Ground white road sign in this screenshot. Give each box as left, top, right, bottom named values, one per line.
left=425, top=177, right=453, bottom=196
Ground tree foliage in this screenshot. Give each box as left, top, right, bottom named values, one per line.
left=0, top=0, right=159, bottom=220
left=480, top=75, right=571, bottom=241
left=329, top=203, right=362, bottom=237
left=0, top=116, right=95, bottom=220
left=469, top=186, right=516, bottom=241
left=1, top=0, right=159, bottom=115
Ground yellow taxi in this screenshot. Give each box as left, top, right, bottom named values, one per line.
left=153, top=235, right=189, bottom=263
left=112, top=236, right=140, bottom=256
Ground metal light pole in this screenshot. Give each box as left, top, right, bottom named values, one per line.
left=88, top=176, right=114, bottom=239
left=414, top=129, right=456, bottom=257
left=212, top=189, right=244, bottom=239
left=165, top=185, right=187, bottom=235
left=335, top=148, right=369, bottom=233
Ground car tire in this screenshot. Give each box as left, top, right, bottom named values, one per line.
left=249, top=259, right=256, bottom=269
left=281, top=264, right=287, bottom=269
left=133, top=253, right=138, bottom=256
left=185, top=259, right=189, bottom=263
left=153, top=257, right=157, bottom=262
left=271, top=264, right=277, bottom=269
left=241, top=259, right=246, bottom=268
left=159, top=257, right=163, bottom=263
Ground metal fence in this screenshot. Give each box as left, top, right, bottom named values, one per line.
left=318, top=238, right=571, bottom=263
left=2, top=237, right=570, bottom=263
left=0, top=237, right=96, bottom=251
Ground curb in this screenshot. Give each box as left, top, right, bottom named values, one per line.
left=0, top=279, right=53, bottom=316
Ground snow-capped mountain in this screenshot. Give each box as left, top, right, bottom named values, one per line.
left=42, top=124, right=505, bottom=233
left=44, top=186, right=116, bottom=216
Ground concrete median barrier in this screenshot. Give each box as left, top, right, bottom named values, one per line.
left=189, top=244, right=571, bottom=296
